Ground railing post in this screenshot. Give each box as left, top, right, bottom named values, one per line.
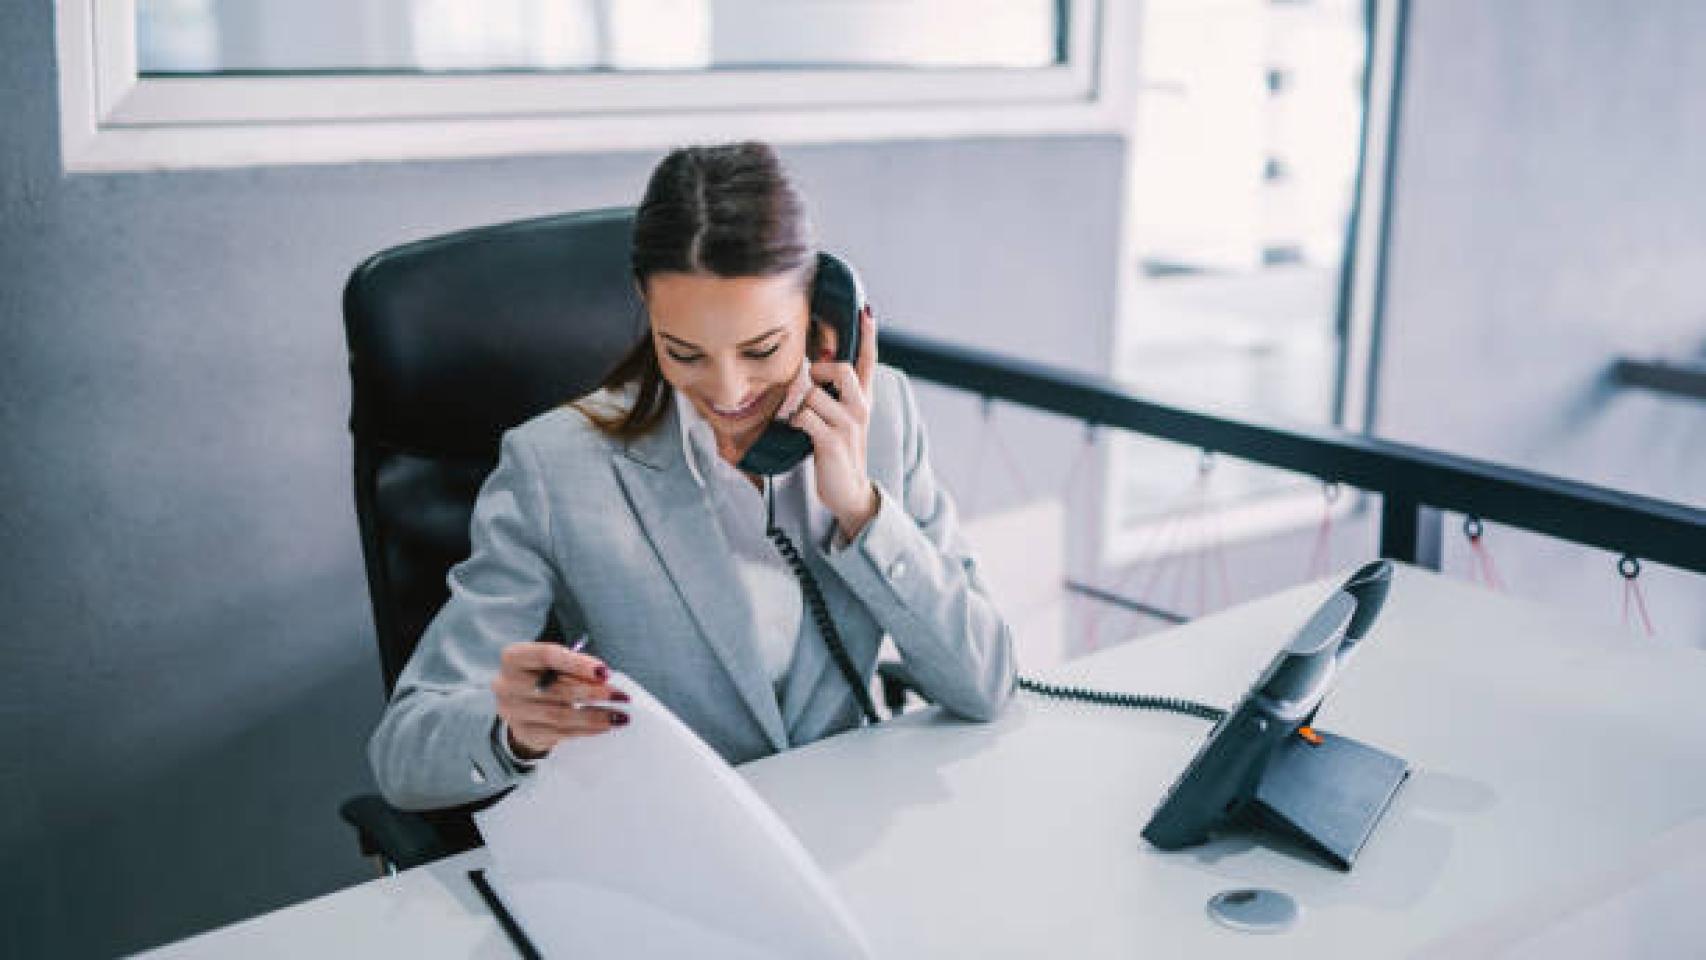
left=1380, top=495, right=1443, bottom=569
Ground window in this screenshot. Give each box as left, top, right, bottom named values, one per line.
left=1105, top=0, right=1402, bottom=562
left=57, top=0, right=1129, bottom=171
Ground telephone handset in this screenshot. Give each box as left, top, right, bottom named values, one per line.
left=747, top=250, right=883, bottom=724
left=737, top=251, right=866, bottom=477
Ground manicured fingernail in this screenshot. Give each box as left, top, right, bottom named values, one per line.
left=594, top=665, right=609, bottom=682
left=610, top=712, right=630, bottom=726
left=611, top=691, right=631, bottom=703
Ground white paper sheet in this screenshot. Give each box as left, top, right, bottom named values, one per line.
left=474, top=673, right=875, bottom=959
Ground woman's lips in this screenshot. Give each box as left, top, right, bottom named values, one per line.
left=707, top=391, right=770, bottom=421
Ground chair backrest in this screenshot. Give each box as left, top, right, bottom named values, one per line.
left=343, top=207, right=645, bottom=694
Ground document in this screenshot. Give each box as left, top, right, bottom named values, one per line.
left=474, top=673, right=875, bottom=959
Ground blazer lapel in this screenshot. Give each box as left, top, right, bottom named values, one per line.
left=611, top=407, right=789, bottom=753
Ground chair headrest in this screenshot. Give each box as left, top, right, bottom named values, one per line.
left=343, top=207, right=645, bottom=458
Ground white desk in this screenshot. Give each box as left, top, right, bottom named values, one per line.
left=142, top=566, right=1706, bottom=958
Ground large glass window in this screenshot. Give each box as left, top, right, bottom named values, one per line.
left=1106, top=0, right=1398, bottom=562
left=61, top=0, right=1120, bottom=171
left=137, top=0, right=1063, bottom=74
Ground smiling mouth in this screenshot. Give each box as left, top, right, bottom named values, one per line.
left=707, top=391, right=770, bottom=421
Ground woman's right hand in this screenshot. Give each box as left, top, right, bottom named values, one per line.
left=492, top=642, right=631, bottom=760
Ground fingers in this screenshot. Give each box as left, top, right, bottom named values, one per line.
left=522, top=701, right=631, bottom=732
left=776, top=356, right=813, bottom=421
left=509, top=707, right=629, bottom=753
left=795, top=385, right=858, bottom=439
left=789, top=395, right=863, bottom=464
left=789, top=402, right=831, bottom=443
left=497, top=665, right=633, bottom=757
left=492, top=675, right=629, bottom=709
left=804, top=308, right=876, bottom=421
left=501, top=641, right=608, bottom=685
left=808, top=361, right=866, bottom=421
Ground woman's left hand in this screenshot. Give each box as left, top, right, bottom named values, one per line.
left=786, top=307, right=880, bottom=540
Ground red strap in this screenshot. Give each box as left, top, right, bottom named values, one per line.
left=1621, top=560, right=1657, bottom=637
left=1464, top=518, right=1507, bottom=592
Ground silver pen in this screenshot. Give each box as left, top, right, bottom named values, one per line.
left=534, top=633, right=590, bottom=693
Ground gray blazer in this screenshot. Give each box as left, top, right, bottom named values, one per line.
left=369, top=365, right=1016, bottom=811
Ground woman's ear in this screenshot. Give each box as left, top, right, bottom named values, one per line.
left=809, top=316, right=838, bottom=362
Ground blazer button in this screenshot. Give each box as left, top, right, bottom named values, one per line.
left=888, top=559, right=908, bottom=580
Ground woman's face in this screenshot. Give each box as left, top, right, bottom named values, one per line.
left=643, top=270, right=813, bottom=459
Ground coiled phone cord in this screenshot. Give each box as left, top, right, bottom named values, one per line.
left=765, top=481, right=884, bottom=725
left=1015, top=677, right=1225, bottom=724
left=764, top=483, right=1223, bottom=727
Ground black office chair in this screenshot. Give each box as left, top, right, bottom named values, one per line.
left=338, top=207, right=646, bottom=871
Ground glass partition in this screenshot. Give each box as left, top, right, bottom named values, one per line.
left=1108, top=0, right=1396, bottom=561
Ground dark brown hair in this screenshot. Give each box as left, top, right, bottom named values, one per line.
left=578, top=142, right=816, bottom=439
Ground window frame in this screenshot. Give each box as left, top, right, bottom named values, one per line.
left=56, top=0, right=1131, bottom=172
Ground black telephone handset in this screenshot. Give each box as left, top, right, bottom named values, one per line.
left=745, top=251, right=883, bottom=725
left=737, top=251, right=865, bottom=477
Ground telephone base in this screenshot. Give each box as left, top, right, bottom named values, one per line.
left=1246, top=730, right=1410, bottom=871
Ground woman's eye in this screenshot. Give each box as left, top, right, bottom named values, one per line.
left=743, top=344, right=782, bottom=360
left=667, top=352, right=702, bottom=364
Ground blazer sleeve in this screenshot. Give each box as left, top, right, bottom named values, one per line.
left=820, top=369, right=1017, bottom=721
left=367, top=429, right=582, bottom=811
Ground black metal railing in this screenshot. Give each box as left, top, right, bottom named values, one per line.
left=1613, top=355, right=1706, bottom=404
left=880, top=329, right=1706, bottom=577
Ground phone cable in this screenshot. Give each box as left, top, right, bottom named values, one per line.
left=765, top=481, right=884, bottom=726
left=762, top=483, right=1221, bottom=727
left=1016, top=676, right=1225, bottom=724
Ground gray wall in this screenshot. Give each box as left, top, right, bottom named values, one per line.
left=1376, top=0, right=1705, bottom=643
left=0, top=2, right=1125, bottom=955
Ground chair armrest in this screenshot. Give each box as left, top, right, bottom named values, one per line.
left=339, top=794, right=465, bottom=872
left=877, top=659, right=931, bottom=716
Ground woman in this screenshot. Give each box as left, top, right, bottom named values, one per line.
left=370, top=142, right=1014, bottom=811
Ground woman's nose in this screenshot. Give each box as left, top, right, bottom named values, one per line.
left=706, top=365, right=751, bottom=408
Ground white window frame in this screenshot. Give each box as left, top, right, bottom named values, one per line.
left=55, top=0, right=1133, bottom=172
left=1100, top=0, right=1403, bottom=566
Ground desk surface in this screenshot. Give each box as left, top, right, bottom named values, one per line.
left=141, top=566, right=1706, bottom=958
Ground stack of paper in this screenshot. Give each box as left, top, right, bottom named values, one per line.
left=474, top=673, right=875, bottom=959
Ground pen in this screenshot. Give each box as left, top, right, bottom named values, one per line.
left=535, top=634, right=589, bottom=693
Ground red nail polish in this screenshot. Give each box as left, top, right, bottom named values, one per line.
left=594, top=665, right=609, bottom=682
left=611, top=691, right=631, bottom=703
left=610, top=712, right=630, bottom=726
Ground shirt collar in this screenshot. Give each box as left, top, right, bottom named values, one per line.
left=673, top=389, right=718, bottom=489
left=674, top=385, right=818, bottom=491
